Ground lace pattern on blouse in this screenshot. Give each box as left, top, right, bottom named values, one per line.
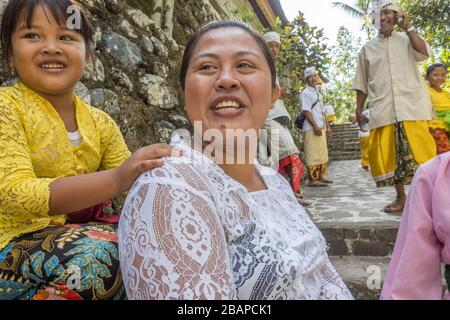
left=118, top=138, right=353, bottom=300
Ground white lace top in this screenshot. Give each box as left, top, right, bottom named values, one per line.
left=118, top=137, right=353, bottom=300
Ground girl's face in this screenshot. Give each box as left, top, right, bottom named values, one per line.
left=427, top=66, right=447, bottom=89
left=184, top=27, right=277, bottom=138
left=10, top=5, right=87, bottom=97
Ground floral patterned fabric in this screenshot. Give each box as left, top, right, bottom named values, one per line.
left=0, top=223, right=125, bottom=300
left=376, top=123, right=419, bottom=188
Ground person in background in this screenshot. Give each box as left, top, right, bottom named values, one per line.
left=352, top=0, right=436, bottom=213
left=426, top=62, right=450, bottom=154
left=325, top=105, right=336, bottom=125
left=259, top=31, right=308, bottom=205
left=348, top=109, right=370, bottom=170
left=301, top=67, right=333, bottom=187
left=358, top=109, right=371, bottom=170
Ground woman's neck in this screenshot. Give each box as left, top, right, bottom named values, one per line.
left=218, top=163, right=267, bottom=192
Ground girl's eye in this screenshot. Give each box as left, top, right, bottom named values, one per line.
left=60, top=35, right=73, bottom=41
left=24, top=33, right=39, bottom=39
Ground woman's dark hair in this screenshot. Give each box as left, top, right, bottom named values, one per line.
left=0, top=0, right=94, bottom=65
left=426, top=63, right=447, bottom=77
left=180, top=20, right=277, bottom=91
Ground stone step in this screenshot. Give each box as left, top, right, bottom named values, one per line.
left=330, top=256, right=389, bottom=300
left=330, top=124, right=359, bottom=130
left=330, top=255, right=448, bottom=299
left=330, top=156, right=362, bottom=161
left=318, top=221, right=399, bottom=256
left=329, top=147, right=360, bottom=153
left=329, top=134, right=360, bottom=140
left=329, top=151, right=361, bottom=160
left=329, top=146, right=361, bottom=152
left=330, top=126, right=360, bottom=131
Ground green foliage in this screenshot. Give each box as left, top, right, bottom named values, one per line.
left=322, top=26, right=362, bottom=122
left=398, top=0, right=450, bottom=86
left=230, top=6, right=259, bottom=27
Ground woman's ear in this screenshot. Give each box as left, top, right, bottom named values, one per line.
left=270, top=85, right=280, bottom=108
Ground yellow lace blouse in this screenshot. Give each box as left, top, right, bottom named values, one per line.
left=428, top=87, right=450, bottom=131
left=0, top=82, right=131, bottom=249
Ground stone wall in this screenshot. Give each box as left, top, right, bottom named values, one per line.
left=0, top=0, right=237, bottom=151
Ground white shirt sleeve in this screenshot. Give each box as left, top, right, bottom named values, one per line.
left=409, top=34, right=433, bottom=62
left=317, top=259, right=354, bottom=300
left=352, top=49, right=368, bottom=94
left=301, top=88, right=317, bottom=112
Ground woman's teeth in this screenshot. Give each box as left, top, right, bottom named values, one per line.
left=215, top=100, right=241, bottom=109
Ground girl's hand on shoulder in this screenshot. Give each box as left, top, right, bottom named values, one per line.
left=113, top=143, right=182, bottom=193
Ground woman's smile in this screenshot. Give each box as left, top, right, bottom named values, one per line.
left=209, top=96, right=246, bottom=118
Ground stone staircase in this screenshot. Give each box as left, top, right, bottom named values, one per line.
left=302, top=160, right=402, bottom=300
left=328, top=124, right=361, bottom=161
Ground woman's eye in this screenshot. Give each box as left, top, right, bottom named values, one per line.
left=199, top=64, right=216, bottom=71
left=237, top=62, right=254, bottom=69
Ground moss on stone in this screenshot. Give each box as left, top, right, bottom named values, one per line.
left=125, top=0, right=155, bottom=18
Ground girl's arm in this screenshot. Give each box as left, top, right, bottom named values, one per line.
left=48, top=144, right=175, bottom=215
left=0, top=97, right=178, bottom=216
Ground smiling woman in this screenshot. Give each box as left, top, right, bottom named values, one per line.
left=118, top=20, right=353, bottom=300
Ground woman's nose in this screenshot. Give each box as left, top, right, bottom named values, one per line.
left=215, top=69, right=240, bottom=91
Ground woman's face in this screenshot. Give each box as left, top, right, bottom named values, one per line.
left=427, top=66, right=447, bottom=89
left=184, top=27, right=277, bottom=138
left=10, top=5, right=87, bottom=97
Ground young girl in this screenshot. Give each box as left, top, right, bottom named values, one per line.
left=426, top=63, right=450, bottom=154
left=0, top=0, right=176, bottom=300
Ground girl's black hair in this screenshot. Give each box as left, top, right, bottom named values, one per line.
left=0, top=0, right=94, bottom=65
left=426, top=63, right=447, bottom=77
left=179, top=20, right=277, bottom=91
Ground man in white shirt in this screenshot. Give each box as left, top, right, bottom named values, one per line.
left=259, top=31, right=309, bottom=205
left=301, top=67, right=333, bottom=187
left=352, top=0, right=436, bottom=213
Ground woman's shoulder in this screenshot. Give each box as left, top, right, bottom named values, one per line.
left=134, top=153, right=212, bottom=193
